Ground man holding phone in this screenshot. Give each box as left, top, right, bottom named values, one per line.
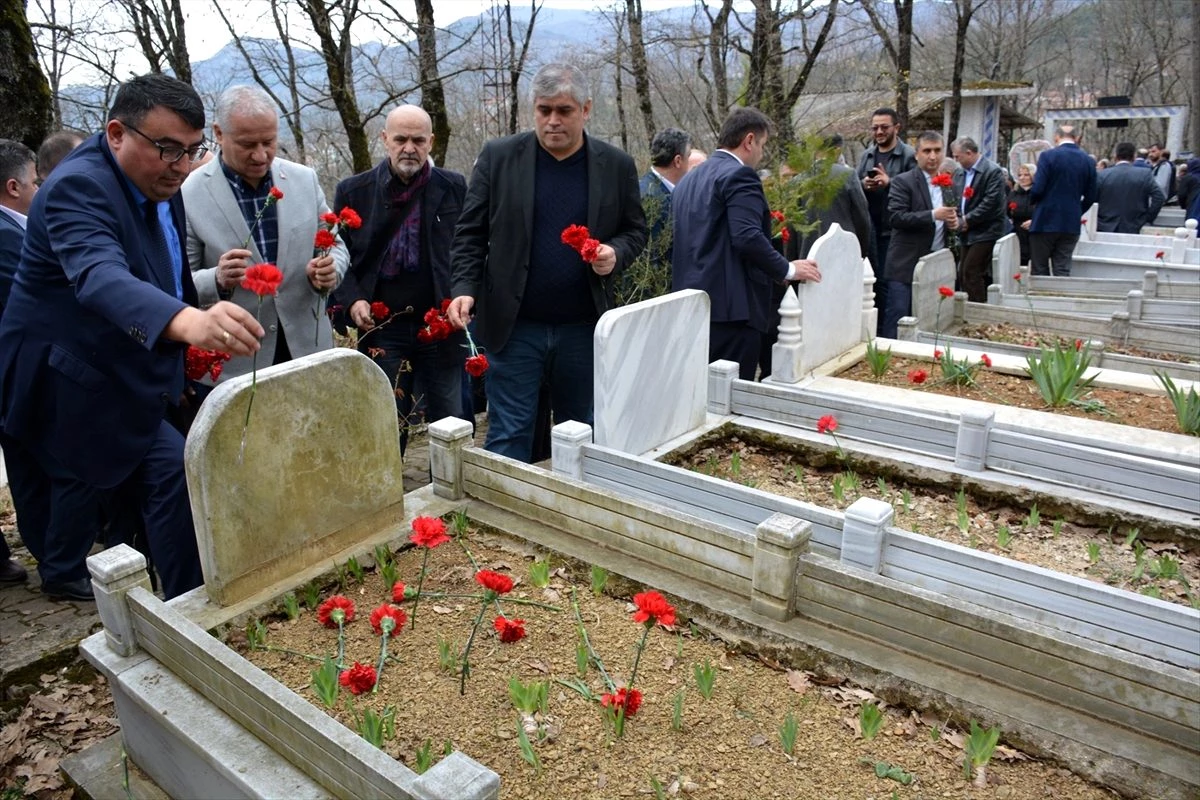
left=856, top=108, right=916, bottom=335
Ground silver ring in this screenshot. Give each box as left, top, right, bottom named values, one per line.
left=222, top=330, right=231, bottom=343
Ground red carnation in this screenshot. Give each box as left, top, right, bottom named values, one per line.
left=320, top=212, right=339, bottom=225
left=631, top=590, right=676, bottom=627
left=980, top=354, right=992, bottom=368
left=1155, top=250, right=1165, bottom=260
left=931, top=173, right=952, bottom=188
left=370, top=301, right=390, bottom=321
left=316, top=595, right=355, bottom=628
left=770, top=210, right=785, bottom=223
left=561, top=224, right=590, bottom=250
left=392, top=581, right=411, bottom=603
left=475, top=569, right=514, bottom=595
left=370, top=603, right=407, bottom=636
left=338, top=662, right=376, bottom=695
left=410, top=516, right=450, bottom=549
left=816, top=414, right=838, bottom=434
left=938, top=286, right=954, bottom=298
left=962, top=186, right=974, bottom=200
left=242, top=263, right=284, bottom=296
left=465, top=353, right=489, bottom=377
left=338, top=207, right=363, bottom=229
left=1013, top=273, right=1023, bottom=281
left=314, top=229, right=336, bottom=250
left=268, top=187, right=284, bottom=201
left=908, top=368, right=928, bottom=384
left=1008, top=201, right=1017, bottom=212
left=780, top=227, right=791, bottom=244
left=494, top=616, right=526, bottom=643
left=579, top=238, right=600, bottom=263
left=934, top=349, right=943, bottom=360
left=417, top=328, right=433, bottom=344
left=185, top=346, right=231, bottom=381
left=1075, top=339, right=1083, bottom=351
left=601, top=687, right=643, bottom=717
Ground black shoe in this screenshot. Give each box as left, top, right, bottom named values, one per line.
left=41, top=577, right=94, bottom=602
left=0, top=558, right=27, bottom=584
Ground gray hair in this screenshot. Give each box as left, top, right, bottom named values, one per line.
left=951, top=136, right=978, bottom=154
left=649, top=127, right=691, bottom=167
left=528, top=63, right=590, bottom=107
left=214, top=85, right=278, bottom=131
left=0, top=139, right=35, bottom=184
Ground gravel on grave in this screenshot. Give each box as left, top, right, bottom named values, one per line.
left=241, top=530, right=1121, bottom=800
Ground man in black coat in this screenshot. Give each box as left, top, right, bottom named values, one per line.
left=447, top=64, right=646, bottom=463
left=1096, top=141, right=1166, bottom=234
left=333, top=105, right=468, bottom=453
left=950, top=137, right=1007, bottom=301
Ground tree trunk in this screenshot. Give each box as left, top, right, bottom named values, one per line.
left=625, top=0, right=654, bottom=141
left=1193, top=5, right=1200, bottom=152
left=505, top=0, right=540, bottom=135
left=895, top=0, right=913, bottom=133
left=947, top=0, right=982, bottom=142
left=413, top=0, right=450, bottom=166
left=614, top=25, right=628, bottom=153
left=301, top=0, right=371, bottom=173
left=0, top=0, right=52, bottom=148
left=122, top=0, right=191, bottom=82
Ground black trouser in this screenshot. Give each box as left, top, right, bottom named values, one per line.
left=958, top=239, right=996, bottom=302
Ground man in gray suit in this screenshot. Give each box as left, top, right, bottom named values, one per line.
left=950, top=137, right=1007, bottom=301
left=1096, top=141, right=1166, bottom=234
left=182, top=85, right=347, bottom=380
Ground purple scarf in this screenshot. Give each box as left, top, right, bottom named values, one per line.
left=380, top=160, right=432, bottom=277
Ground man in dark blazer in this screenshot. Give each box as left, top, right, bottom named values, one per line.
left=1029, top=125, right=1097, bottom=276
left=950, top=137, right=1007, bottom=301
left=671, top=107, right=821, bottom=380
left=0, top=74, right=263, bottom=600
left=333, top=104, right=468, bottom=453
left=881, top=131, right=959, bottom=338
left=1096, top=141, right=1166, bottom=234
left=447, top=64, right=647, bottom=463
left=624, top=127, right=691, bottom=305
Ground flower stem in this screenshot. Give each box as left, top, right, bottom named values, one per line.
left=255, top=644, right=323, bottom=663
left=409, top=547, right=431, bottom=630
left=373, top=631, right=390, bottom=693
left=409, top=590, right=560, bottom=612
left=627, top=623, right=653, bottom=692
left=571, top=588, right=615, bottom=691
left=238, top=297, right=263, bottom=464
left=335, top=620, right=346, bottom=669
left=459, top=598, right=489, bottom=696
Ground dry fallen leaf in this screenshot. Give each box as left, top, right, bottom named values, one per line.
left=785, top=670, right=810, bottom=696
left=526, top=659, right=551, bottom=674
left=747, top=733, right=768, bottom=747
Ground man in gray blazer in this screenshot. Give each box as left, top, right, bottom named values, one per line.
left=1096, top=142, right=1166, bottom=234
left=951, top=137, right=1007, bottom=301
left=182, top=85, right=348, bottom=380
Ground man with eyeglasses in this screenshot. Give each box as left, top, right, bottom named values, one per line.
left=0, top=73, right=264, bottom=601
left=855, top=107, right=916, bottom=336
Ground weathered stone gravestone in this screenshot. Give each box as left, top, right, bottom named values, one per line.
left=910, top=249, right=958, bottom=331
left=184, top=349, right=405, bottom=606
left=593, top=289, right=709, bottom=454
left=768, top=223, right=864, bottom=382
left=993, top=233, right=1021, bottom=295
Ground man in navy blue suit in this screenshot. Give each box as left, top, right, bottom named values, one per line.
left=0, top=74, right=264, bottom=600
left=671, top=107, right=821, bottom=380
left=1029, top=125, right=1097, bottom=276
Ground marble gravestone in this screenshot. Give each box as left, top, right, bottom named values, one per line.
left=593, top=290, right=709, bottom=455
left=993, top=233, right=1021, bottom=296
left=911, top=249, right=958, bottom=332
left=184, top=349, right=406, bottom=606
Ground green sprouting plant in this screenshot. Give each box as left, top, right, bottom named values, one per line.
left=344, top=555, right=364, bottom=584
left=862, top=759, right=914, bottom=785
left=843, top=470, right=862, bottom=499
left=671, top=689, right=685, bottom=732
left=693, top=659, right=717, bottom=700
left=590, top=565, right=609, bottom=596
left=1024, top=503, right=1040, bottom=529
left=1087, top=542, right=1101, bottom=564
left=614, top=191, right=673, bottom=305
left=901, top=489, right=913, bottom=514
left=1156, top=371, right=1200, bottom=435
left=373, top=544, right=392, bottom=571
left=1152, top=553, right=1181, bottom=580
left=649, top=775, right=667, bottom=800
left=1132, top=541, right=1148, bottom=581
left=437, top=637, right=457, bottom=674
left=311, top=657, right=340, bottom=709
left=865, top=340, right=893, bottom=379
left=443, top=740, right=454, bottom=757
left=576, top=642, right=589, bottom=679
left=875, top=476, right=889, bottom=498
left=858, top=701, right=884, bottom=741
left=246, top=618, right=267, bottom=649
left=529, top=557, right=551, bottom=589
left=1025, top=341, right=1099, bottom=408
left=1123, top=527, right=1141, bottom=548
left=831, top=473, right=846, bottom=503
left=703, top=454, right=717, bottom=476
left=379, top=560, right=399, bottom=590
left=780, top=711, right=798, bottom=755
left=302, top=580, right=320, bottom=610
left=451, top=509, right=470, bottom=537
left=508, top=677, right=550, bottom=715
left=955, top=488, right=970, bottom=534
left=413, top=739, right=434, bottom=774
left=1052, top=518, right=1064, bottom=539
left=729, top=450, right=743, bottom=477
left=1142, top=585, right=1163, bottom=599
left=357, top=706, right=390, bottom=749
left=282, top=592, right=300, bottom=620
left=515, top=717, right=541, bottom=775
left=963, top=720, right=1002, bottom=785
left=996, top=524, right=1012, bottom=550
left=936, top=345, right=984, bottom=386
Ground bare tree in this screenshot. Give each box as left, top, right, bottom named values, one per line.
left=1, top=0, right=53, bottom=146
left=28, top=0, right=124, bottom=128
left=946, top=0, right=989, bottom=141
left=861, top=0, right=915, bottom=132
left=116, top=0, right=191, bottom=82
left=625, top=0, right=654, bottom=140
left=299, top=0, right=372, bottom=172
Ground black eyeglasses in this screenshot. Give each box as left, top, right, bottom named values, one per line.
left=124, top=122, right=209, bottom=164
left=870, top=124, right=893, bottom=131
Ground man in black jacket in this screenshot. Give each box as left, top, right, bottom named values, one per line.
left=332, top=104, right=467, bottom=452
left=950, top=137, right=1007, bottom=301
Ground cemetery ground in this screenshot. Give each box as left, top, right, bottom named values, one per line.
left=669, top=429, right=1199, bottom=609
left=241, top=522, right=1120, bottom=800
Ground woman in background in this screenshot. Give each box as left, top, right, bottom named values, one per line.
left=1008, top=163, right=1036, bottom=265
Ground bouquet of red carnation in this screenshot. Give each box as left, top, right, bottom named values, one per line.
left=561, top=224, right=600, bottom=263
left=769, top=209, right=790, bottom=244
left=930, top=172, right=959, bottom=253
left=417, top=299, right=454, bottom=344
left=311, top=206, right=363, bottom=343
left=184, top=346, right=231, bottom=382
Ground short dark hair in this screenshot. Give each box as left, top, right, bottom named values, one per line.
left=917, top=130, right=943, bottom=145
left=108, top=73, right=204, bottom=131
left=1114, top=141, right=1136, bottom=161
left=717, top=107, right=772, bottom=151
left=0, top=139, right=36, bottom=185
left=871, top=107, right=899, bottom=125
left=822, top=134, right=844, bottom=149
left=649, top=127, right=691, bottom=168
left=36, top=130, right=84, bottom=178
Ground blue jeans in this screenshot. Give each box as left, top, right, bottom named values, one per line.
left=484, top=320, right=594, bottom=463
left=880, top=280, right=912, bottom=339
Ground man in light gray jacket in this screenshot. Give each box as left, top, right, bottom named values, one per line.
left=183, top=85, right=347, bottom=380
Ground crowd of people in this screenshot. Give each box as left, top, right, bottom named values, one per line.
left=0, top=66, right=1192, bottom=600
